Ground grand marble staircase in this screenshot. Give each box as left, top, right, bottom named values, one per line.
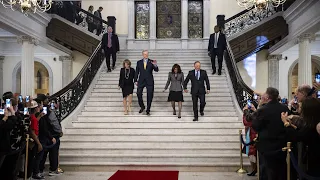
left=59, top=50, right=245, bottom=171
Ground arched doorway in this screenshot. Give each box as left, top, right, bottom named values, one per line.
left=289, top=57, right=320, bottom=98
left=13, top=60, right=52, bottom=95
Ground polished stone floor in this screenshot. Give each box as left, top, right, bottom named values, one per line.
left=46, top=172, right=257, bottom=180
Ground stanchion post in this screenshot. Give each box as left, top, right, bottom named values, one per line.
left=257, top=150, right=260, bottom=180
left=282, top=142, right=291, bottom=180
left=237, top=129, right=247, bottom=173
left=24, top=134, right=30, bottom=180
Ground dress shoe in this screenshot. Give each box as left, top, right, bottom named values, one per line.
left=139, top=108, right=145, bottom=113
left=146, top=111, right=150, bottom=116
left=178, top=112, right=181, bottom=119
left=107, top=69, right=111, bottom=72
left=212, top=70, right=216, bottom=75
left=218, top=72, right=221, bottom=75
left=112, top=66, right=115, bottom=70
left=200, top=112, right=204, bottom=116
left=193, top=118, right=198, bottom=121
left=247, top=170, right=257, bottom=176
left=173, top=110, right=176, bottom=115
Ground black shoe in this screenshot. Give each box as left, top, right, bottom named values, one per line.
left=218, top=72, right=221, bottom=76
left=193, top=118, right=198, bottom=121
left=112, top=66, right=115, bottom=70
left=107, top=69, right=111, bottom=72
left=173, top=110, right=176, bottom=115
left=247, top=170, right=257, bottom=176
left=139, top=108, right=145, bottom=113
left=146, top=111, right=150, bottom=116
left=32, top=173, right=45, bottom=179
left=212, top=70, right=216, bottom=75
left=200, top=112, right=204, bottom=116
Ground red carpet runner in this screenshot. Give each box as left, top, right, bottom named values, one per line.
left=108, top=170, right=179, bottom=180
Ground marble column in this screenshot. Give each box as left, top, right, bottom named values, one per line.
left=268, top=54, right=282, bottom=89
left=127, top=0, right=135, bottom=40
left=0, top=56, right=4, bottom=97
left=298, top=33, right=315, bottom=86
left=181, top=0, right=188, bottom=49
left=17, top=36, right=38, bottom=97
left=60, top=56, right=73, bottom=87
left=149, top=0, right=156, bottom=49
left=203, top=0, right=211, bottom=39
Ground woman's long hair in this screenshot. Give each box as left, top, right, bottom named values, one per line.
left=171, top=64, right=182, bottom=73
left=301, top=97, right=320, bottom=128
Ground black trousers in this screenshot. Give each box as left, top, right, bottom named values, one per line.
left=39, top=139, right=60, bottom=172
left=137, top=83, right=154, bottom=112
left=88, top=22, right=95, bottom=33
left=211, top=48, right=223, bottom=72
left=0, top=151, right=21, bottom=180
left=191, top=93, right=206, bottom=119
left=262, top=152, right=287, bottom=180
left=96, top=24, right=102, bottom=36
left=105, top=48, right=117, bottom=70
left=259, top=151, right=268, bottom=180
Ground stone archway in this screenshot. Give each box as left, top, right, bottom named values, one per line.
left=12, top=58, right=53, bottom=95
left=288, top=55, right=320, bottom=98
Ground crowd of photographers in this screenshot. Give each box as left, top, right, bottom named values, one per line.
left=242, top=80, right=320, bottom=180
left=0, top=92, right=63, bottom=180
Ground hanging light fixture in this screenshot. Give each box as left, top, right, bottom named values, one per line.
left=237, top=0, right=286, bottom=10
left=1, top=0, right=53, bottom=15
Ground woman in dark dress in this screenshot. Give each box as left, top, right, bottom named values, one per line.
left=118, top=59, right=135, bottom=115
left=163, top=64, right=184, bottom=118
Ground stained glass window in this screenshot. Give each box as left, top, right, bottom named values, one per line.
left=135, top=2, right=150, bottom=39
left=188, top=1, right=203, bottom=38
left=156, top=0, right=181, bottom=38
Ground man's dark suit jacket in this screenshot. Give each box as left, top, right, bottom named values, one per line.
left=134, top=59, right=159, bottom=87
left=93, top=10, right=102, bottom=25
left=101, top=33, right=120, bottom=53
left=208, top=32, right=227, bottom=54
left=183, top=69, right=210, bottom=95
left=252, top=100, right=289, bottom=153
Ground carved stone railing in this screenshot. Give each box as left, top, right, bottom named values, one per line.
left=224, top=42, right=254, bottom=109
left=49, top=43, right=104, bottom=121
left=224, top=0, right=295, bottom=38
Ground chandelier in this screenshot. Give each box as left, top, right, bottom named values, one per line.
left=1, top=0, right=52, bottom=15
left=237, top=0, right=286, bottom=10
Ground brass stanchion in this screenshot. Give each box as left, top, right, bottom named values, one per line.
left=257, top=150, right=260, bottom=180
left=282, top=142, right=292, bottom=180
left=237, top=129, right=247, bottom=173
left=24, top=134, right=30, bottom=180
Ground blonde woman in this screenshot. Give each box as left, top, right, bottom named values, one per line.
left=118, top=59, right=135, bottom=115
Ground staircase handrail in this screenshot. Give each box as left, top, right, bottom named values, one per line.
left=49, top=42, right=104, bottom=121
left=224, top=40, right=254, bottom=109
left=48, top=1, right=109, bottom=36
left=224, top=0, right=296, bottom=38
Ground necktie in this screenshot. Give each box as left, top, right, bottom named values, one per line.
left=108, top=33, right=111, bottom=48
left=215, top=33, right=218, bottom=48
left=144, top=61, right=147, bottom=70
left=196, top=71, right=199, bottom=80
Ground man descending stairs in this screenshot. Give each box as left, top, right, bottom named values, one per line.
left=59, top=49, right=245, bottom=171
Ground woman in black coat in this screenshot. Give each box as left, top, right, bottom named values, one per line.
left=118, top=59, right=135, bottom=115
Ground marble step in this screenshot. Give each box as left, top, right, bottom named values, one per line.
left=95, top=80, right=228, bottom=85
left=64, top=128, right=240, bottom=135
left=61, top=134, right=239, bottom=142
left=60, top=141, right=239, bottom=149
left=94, top=84, right=230, bottom=89
left=80, top=111, right=237, bottom=116
left=112, top=63, right=213, bottom=67
left=59, top=147, right=239, bottom=155
left=76, top=116, right=239, bottom=122
left=117, top=55, right=209, bottom=58
left=98, top=76, right=227, bottom=81
left=92, top=88, right=230, bottom=93
left=87, top=96, right=233, bottom=102
left=59, top=153, right=240, bottom=163
left=71, top=122, right=242, bottom=128
left=83, top=106, right=235, bottom=112
left=100, top=73, right=227, bottom=78
left=90, top=92, right=231, bottom=97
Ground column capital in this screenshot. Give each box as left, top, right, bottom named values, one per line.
left=298, top=33, right=316, bottom=43
left=267, top=54, right=282, bottom=61
left=17, top=35, right=39, bottom=45
left=59, top=56, right=73, bottom=62
left=0, top=56, right=4, bottom=61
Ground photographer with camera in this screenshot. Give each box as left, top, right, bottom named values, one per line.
left=0, top=92, right=27, bottom=180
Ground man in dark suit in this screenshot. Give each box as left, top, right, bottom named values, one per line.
left=94, top=6, right=103, bottom=36
left=102, top=26, right=120, bottom=72
left=183, top=61, right=210, bottom=121
left=208, top=25, right=227, bottom=75
left=134, top=50, right=159, bottom=115
left=252, top=87, right=289, bottom=180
